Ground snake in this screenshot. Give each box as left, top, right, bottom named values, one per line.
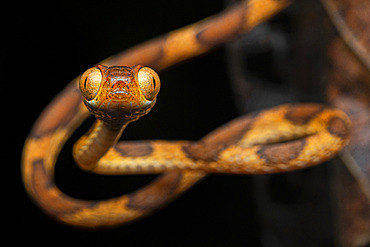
left=22, top=0, right=352, bottom=229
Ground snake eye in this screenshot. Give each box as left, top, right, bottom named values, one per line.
left=79, top=67, right=103, bottom=101
left=137, top=67, right=160, bottom=101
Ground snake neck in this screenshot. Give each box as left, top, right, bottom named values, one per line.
left=73, top=119, right=128, bottom=171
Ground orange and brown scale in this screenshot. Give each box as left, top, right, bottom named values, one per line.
left=22, top=0, right=351, bottom=229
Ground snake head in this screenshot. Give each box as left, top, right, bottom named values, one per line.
left=79, top=64, right=160, bottom=125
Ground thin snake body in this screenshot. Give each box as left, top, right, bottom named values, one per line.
left=22, top=0, right=351, bottom=228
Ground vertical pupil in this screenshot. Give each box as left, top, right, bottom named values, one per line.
left=84, top=77, right=88, bottom=88
left=152, top=76, right=156, bottom=89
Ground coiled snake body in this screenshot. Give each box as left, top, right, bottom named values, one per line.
left=22, top=0, right=351, bottom=228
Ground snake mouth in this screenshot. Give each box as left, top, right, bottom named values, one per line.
left=108, top=88, right=135, bottom=100
left=111, top=89, right=129, bottom=96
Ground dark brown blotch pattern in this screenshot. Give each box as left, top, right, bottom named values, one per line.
left=257, top=140, right=306, bottom=165
left=182, top=142, right=226, bottom=163
left=285, top=104, right=325, bottom=125
left=183, top=114, right=257, bottom=162
left=114, top=141, right=154, bottom=157
left=328, top=116, right=350, bottom=138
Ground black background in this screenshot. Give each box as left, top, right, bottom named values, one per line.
left=9, top=1, right=321, bottom=246
left=11, top=0, right=265, bottom=246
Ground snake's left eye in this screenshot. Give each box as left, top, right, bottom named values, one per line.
left=79, top=67, right=103, bottom=101
left=137, top=67, right=160, bottom=101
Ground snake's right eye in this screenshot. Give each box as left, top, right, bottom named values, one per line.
left=79, top=67, right=103, bottom=101
left=137, top=67, right=160, bottom=101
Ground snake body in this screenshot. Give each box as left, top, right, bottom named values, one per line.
left=22, top=0, right=351, bottom=228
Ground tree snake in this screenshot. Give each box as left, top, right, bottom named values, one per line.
left=22, top=0, right=352, bottom=229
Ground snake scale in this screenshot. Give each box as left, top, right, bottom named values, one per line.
left=22, top=0, right=351, bottom=228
